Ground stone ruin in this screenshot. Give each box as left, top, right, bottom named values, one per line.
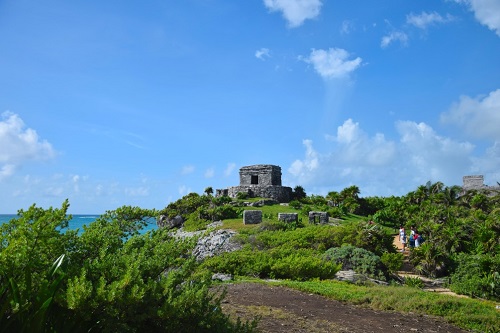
left=278, top=213, right=298, bottom=223
left=216, top=164, right=293, bottom=203
left=462, top=175, right=500, bottom=194
left=243, top=210, right=262, bottom=224
left=309, top=211, right=329, bottom=224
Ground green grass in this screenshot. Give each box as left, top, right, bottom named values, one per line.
left=222, top=198, right=366, bottom=231
left=269, top=279, right=500, bottom=333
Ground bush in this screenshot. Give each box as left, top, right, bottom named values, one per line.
left=381, top=252, right=404, bottom=273
left=203, top=248, right=340, bottom=281
left=0, top=203, right=256, bottom=332
left=236, top=192, right=249, bottom=200
left=332, top=221, right=396, bottom=256
left=323, top=244, right=386, bottom=280
left=449, top=253, right=500, bottom=300
left=404, top=276, right=425, bottom=288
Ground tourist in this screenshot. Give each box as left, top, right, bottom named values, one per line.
left=399, top=225, right=407, bottom=252
left=414, top=231, right=421, bottom=248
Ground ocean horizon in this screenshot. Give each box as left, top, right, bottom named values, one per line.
left=0, top=214, right=158, bottom=234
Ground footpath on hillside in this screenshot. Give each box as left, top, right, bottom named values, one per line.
left=392, top=235, right=464, bottom=297
left=218, top=235, right=470, bottom=333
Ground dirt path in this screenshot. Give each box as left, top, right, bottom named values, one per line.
left=221, top=283, right=467, bottom=333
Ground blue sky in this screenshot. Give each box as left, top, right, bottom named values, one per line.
left=1, top=0, right=499, bottom=214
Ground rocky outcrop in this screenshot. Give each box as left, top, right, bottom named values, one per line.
left=192, top=229, right=241, bottom=261
left=156, top=215, right=184, bottom=229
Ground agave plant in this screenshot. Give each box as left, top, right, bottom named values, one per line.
left=0, top=254, right=66, bottom=333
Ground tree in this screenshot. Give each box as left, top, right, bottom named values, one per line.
left=292, top=185, right=306, bottom=201
left=204, top=186, right=214, bottom=196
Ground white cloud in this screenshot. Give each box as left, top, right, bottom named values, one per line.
left=178, top=185, right=191, bottom=196
left=301, top=48, right=363, bottom=79
left=224, top=162, right=236, bottom=176
left=406, top=11, right=455, bottom=29
left=205, top=167, right=215, bottom=178
left=441, top=89, right=500, bottom=141
left=263, top=0, right=323, bottom=28
left=125, top=186, right=150, bottom=197
left=455, top=0, right=500, bottom=36
left=0, top=111, right=56, bottom=180
left=255, top=48, right=271, bottom=60
left=0, top=164, right=16, bottom=181
left=340, top=20, right=355, bottom=34
left=381, top=31, right=409, bottom=48
left=288, top=118, right=478, bottom=196
left=181, top=165, right=195, bottom=175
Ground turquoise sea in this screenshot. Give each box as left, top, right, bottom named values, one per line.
left=0, top=214, right=157, bottom=234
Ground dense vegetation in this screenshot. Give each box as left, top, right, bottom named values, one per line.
left=1, top=181, right=499, bottom=331
left=0, top=201, right=256, bottom=332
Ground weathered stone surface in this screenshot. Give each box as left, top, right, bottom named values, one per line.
left=156, top=214, right=184, bottom=229
left=239, top=164, right=282, bottom=186
left=243, top=210, right=262, bottom=224
left=227, top=185, right=292, bottom=203
left=192, top=229, right=240, bottom=261
left=249, top=199, right=279, bottom=207
left=309, top=211, right=329, bottom=224
left=217, top=164, right=293, bottom=203
left=212, top=273, right=233, bottom=282
left=278, top=213, right=298, bottom=223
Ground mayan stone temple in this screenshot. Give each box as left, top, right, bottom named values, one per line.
left=216, top=164, right=293, bottom=203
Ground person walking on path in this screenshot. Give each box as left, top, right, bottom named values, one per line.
left=399, top=225, right=407, bottom=252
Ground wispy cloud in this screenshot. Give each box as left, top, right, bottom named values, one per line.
left=300, top=48, right=363, bottom=79
left=205, top=167, right=215, bottom=178
left=340, top=20, right=355, bottom=35
left=381, top=31, right=409, bottom=48
left=255, top=48, right=271, bottom=60
left=263, top=0, right=323, bottom=28
left=181, top=165, right=195, bottom=175
left=407, top=11, right=455, bottom=29
left=224, top=163, right=236, bottom=176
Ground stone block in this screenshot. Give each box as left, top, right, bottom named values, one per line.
left=278, top=213, right=298, bottom=223
left=243, top=210, right=262, bottom=224
left=309, top=211, right=329, bottom=224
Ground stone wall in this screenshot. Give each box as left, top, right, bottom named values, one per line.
left=278, top=213, right=298, bottom=223
left=227, top=185, right=292, bottom=203
left=309, top=211, right=329, bottom=224
left=462, top=175, right=500, bottom=194
left=463, top=175, right=485, bottom=189
left=239, top=164, right=282, bottom=186
left=217, top=164, right=293, bottom=203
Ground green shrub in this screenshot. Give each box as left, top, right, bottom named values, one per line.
left=323, top=244, right=386, bottom=280
left=381, top=252, right=404, bottom=273
left=203, top=248, right=340, bottom=281
left=270, top=253, right=341, bottom=281
left=404, top=276, right=425, bottom=288
left=332, top=221, right=395, bottom=256
left=236, top=192, right=249, bottom=200
left=289, top=200, right=302, bottom=209
left=449, top=253, right=500, bottom=300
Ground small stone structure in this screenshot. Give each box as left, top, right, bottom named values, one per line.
left=278, top=213, right=298, bottom=223
left=463, top=175, right=485, bottom=190
left=462, top=175, right=500, bottom=194
left=243, top=210, right=262, bottom=224
left=217, top=164, right=293, bottom=203
left=309, top=211, right=329, bottom=224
